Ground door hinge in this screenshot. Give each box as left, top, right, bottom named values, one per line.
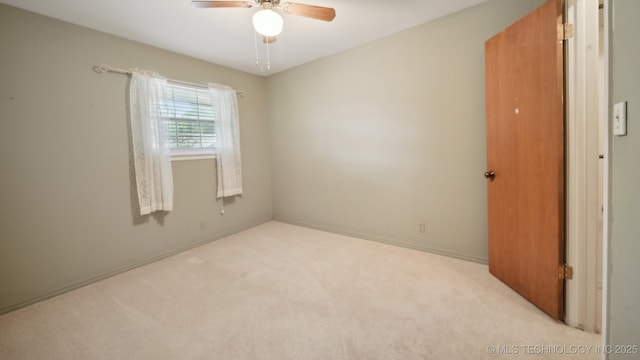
left=559, top=264, right=574, bottom=280
left=558, top=23, right=574, bottom=41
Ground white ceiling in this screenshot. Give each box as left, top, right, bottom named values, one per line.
left=0, top=0, right=488, bottom=76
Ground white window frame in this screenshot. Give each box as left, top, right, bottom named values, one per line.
left=161, top=81, right=216, bottom=161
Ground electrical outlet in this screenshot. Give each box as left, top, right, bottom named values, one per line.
left=199, top=220, right=206, bottom=230
left=418, top=222, right=426, bottom=233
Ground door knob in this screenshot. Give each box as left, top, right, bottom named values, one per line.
left=484, top=170, right=495, bottom=179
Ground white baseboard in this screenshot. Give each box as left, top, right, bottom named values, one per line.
left=0, top=217, right=272, bottom=316
left=273, top=216, right=489, bottom=265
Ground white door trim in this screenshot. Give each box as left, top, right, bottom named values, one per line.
left=564, top=0, right=601, bottom=333
left=599, top=0, right=610, bottom=356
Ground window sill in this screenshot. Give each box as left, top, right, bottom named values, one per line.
left=171, top=153, right=216, bottom=162
left=170, top=147, right=216, bottom=162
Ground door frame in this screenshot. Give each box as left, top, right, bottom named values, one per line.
left=601, top=0, right=610, bottom=353
left=564, top=0, right=608, bottom=338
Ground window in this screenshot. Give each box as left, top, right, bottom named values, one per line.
left=159, top=81, right=216, bottom=159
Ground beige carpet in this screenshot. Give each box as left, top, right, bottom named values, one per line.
left=0, top=221, right=599, bottom=359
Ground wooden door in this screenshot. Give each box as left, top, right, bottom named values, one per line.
left=484, top=0, right=565, bottom=321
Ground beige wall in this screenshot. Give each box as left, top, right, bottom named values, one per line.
left=267, top=0, right=546, bottom=263
left=608, top=0, right=640, bottom=356
left=0, top=5, right=272, bottom=313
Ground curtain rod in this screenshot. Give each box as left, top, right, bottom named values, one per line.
left=92, top=64, right=245, bottom=97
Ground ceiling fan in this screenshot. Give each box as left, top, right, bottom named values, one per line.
left=191, top=0, right=336, bottom=44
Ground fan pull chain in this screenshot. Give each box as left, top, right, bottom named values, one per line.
left=252, top=31, right=272, bottom=72
left=254, top=31, right=260, bottom=67
left=266, top=39, right=271, bottom=71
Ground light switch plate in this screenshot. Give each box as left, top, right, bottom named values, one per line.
left=613, top=101, right=627, bottom=136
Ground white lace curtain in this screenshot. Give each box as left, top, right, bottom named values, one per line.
left=129, top=72, right=174, bottom=215
left=209, top=84, right=243, bottom=199
left=126, top=74, right=241, bottom=216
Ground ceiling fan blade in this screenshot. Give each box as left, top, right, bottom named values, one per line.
left=281, top=2, right=336, bottom=21
left=263, top=36, right=277, bottom=44
left=191, top=1, right=253, bottom=9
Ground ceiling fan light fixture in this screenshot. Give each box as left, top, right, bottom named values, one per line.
left=252, top=9, right=283, bottom=36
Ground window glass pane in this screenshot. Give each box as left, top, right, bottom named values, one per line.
left=160, top=82, right=215, bottom=154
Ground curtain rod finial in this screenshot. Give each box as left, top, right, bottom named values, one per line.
left=92, top=64, right=109, bottom=74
